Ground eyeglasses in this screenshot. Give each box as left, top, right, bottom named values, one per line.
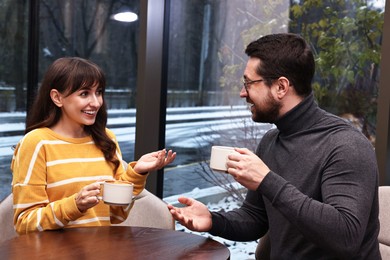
left=242, top=78, right=265, bottom=92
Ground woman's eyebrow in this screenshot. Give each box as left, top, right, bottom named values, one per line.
left=79, top=84, right=97, bottom=91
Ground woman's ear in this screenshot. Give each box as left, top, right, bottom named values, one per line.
left=50, top=89, right=63, bottom=107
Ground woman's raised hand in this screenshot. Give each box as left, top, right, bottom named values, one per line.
left=133, top=149, right=176, bottom=174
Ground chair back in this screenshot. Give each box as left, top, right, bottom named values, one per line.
left=255, top=232, right=270, bottom=260
left=115, top=160, right=174, bottom=229
left=0, top=194, right=18, bottom=244
left=379, top=186, right=390, bottom=258
left=115, top=188, right=175, bottom=230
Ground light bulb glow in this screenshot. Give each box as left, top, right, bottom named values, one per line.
left=111, top=11, right=138, bottom=22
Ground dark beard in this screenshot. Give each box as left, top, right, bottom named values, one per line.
left=251, top=92, right=281, bottom=123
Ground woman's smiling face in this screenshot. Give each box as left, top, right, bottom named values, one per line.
left=54, top=83, right=103, bottom=132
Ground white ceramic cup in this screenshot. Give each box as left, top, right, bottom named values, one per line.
left=210, top=146, right=239, bottom=172
left=97, top=180, right=134, bottom=205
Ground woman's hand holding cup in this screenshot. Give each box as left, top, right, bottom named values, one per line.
left=75, top=182, right=101, bottom=213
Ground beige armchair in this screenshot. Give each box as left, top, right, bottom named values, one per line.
left=379, top=186, right=390, bottom=258
left=0, top=194, right=17, bottom=244
left=115, top=188, right=174, bottom=229
left=255, top=232, right=270, bottom=260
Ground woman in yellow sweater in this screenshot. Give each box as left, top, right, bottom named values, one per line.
left=11, top=57, right=176, bottom=234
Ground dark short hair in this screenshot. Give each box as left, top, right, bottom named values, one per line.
left=245, top=33, right=315, bottom=96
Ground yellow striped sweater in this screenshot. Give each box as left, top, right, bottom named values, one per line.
left=11, top=127, right=147, bottom=234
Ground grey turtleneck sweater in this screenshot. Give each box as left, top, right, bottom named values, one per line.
left=210, top=93, right=380, bottom=259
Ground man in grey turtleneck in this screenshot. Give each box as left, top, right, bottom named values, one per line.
left=168, top=33, right=380, bottom=260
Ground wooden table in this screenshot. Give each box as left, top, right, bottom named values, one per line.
left=0, top=226, right=230, bottom=259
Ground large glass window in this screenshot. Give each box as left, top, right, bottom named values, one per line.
left=0, top=0, right=386, bottom=203
left=163, top=0, right=384, bottom=201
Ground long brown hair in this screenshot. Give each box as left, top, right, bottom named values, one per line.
left=26, top=57, right=120, bottom=172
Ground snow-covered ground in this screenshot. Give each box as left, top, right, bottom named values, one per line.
left=165, top=186, right=259, bottom=259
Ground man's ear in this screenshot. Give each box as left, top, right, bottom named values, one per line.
left=50, top=89, right=63, bottom=107
left=275, top=77, right=290, bottom=99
